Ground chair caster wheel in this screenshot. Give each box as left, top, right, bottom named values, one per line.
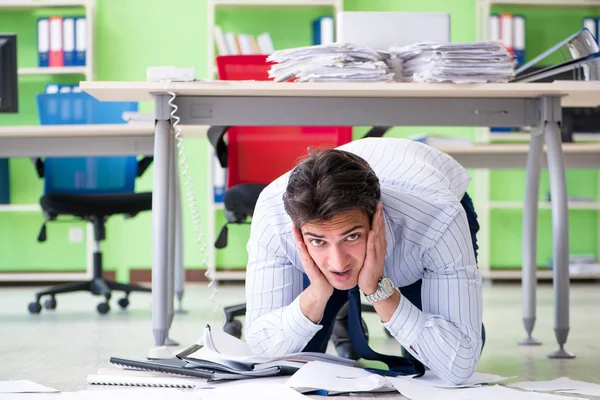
left=44, top=297, right=57, bottom=310
left=28, top=302, right=42, bottom=314
left=97, top=302, right=110, bottom=314
left=117, top=298, right=129, bottom=309
left=223, top=320, right=243, bottom=338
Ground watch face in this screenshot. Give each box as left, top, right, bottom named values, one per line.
left=381, top=277, right=394, bottom=294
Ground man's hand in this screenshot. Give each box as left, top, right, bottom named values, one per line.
left=293, top=226, right=333, bottom=323
left=358, top=202, right=387, bottom=295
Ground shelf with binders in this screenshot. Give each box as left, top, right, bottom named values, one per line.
left=474, top=4, right=600, bottom=275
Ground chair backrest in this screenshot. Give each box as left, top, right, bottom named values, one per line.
left=36, top=91, right=139, bottom=194
left=215, top=55, right=353, bottom=188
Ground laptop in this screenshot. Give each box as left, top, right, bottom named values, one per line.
left=336, top=12, right=451, bottom=51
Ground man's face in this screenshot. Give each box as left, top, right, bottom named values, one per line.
left=300, top=209, right=371, bottom=291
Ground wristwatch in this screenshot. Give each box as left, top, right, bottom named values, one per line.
left=364, top=277, right=395, bottom=303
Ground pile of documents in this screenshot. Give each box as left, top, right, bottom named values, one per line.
left=267, top=43, right=394, bottom=82
left=390, top=41, right=516, bottom=83
left=108, top=325, right=354, bottom=382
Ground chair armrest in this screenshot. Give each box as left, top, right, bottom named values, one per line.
left=362, top=126, right=391, bottom=138
left=137, top=156, right=154, bottom=177
left=31, top=158, right=44, bottom=178
left=207, top=126, right=231, bottom=168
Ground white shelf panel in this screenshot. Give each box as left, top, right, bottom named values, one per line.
left=212, top=270, right=246, bottom=281
left=0, top=204, right=41, bottom=212
left=19, top=66, right=87, bottom=76
left=0, top=0, right=87, bottom=9
left=488, top=269, right=600, bottom=280
left=0, top=272, right=89, bottom=282
left=489, top=132, right=600, bottom=142
left=214, top=0, right=336, bottom=5
left=490, top=201, right=600, bottom=210
left=489, top=0, right=600, bottom=5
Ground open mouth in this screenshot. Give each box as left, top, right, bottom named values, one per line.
left=333, top=270, right=349, bottom=276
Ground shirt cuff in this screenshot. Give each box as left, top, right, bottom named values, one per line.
left=282, top=296, right=323, bottom=341
left=383, top=294, right=427, bottom=345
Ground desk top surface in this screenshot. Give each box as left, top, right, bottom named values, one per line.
left=81, top=80, right=600, bottom=107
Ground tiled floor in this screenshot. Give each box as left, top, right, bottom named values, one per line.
left=1, top=282, right=599, bottom=398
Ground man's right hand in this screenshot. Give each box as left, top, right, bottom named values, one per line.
left=293, top=226, right=333, bottom=323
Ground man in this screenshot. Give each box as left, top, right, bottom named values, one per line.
left=244, top=137, right=483, bottom=385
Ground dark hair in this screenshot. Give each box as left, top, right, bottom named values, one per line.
left=283, top=148, right=381, bottom=228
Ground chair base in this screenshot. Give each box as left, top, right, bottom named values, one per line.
left=28, top=278, right=151, bottom=315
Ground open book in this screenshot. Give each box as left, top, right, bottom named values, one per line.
left=175, top=324, right=356, bottom=380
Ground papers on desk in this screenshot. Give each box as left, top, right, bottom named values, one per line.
left=285, top=360, right=395, bottom=395
left=413, top=370, right=513, bottom=388
left=0, top=380, right=59, bottom=393
left=387, top=376, right=586, bottom=400
left=390, top=41, right=516, bottom=83
left=509, top=377, right=600, bottom=397
left=267, top=43, right=394, bottom=82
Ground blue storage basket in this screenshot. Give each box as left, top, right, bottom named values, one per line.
left=36, top=92, right=139, bottom=195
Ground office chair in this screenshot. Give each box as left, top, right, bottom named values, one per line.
left=28, top=93, right=152, bottom=315
left=211, top=55, right=360, bottom=338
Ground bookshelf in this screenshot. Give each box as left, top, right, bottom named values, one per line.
left=205, top=0, right=342, bottom=282
left=0, top=0, right=96, bottom=283
left=475, top=0, right=600, bottom=279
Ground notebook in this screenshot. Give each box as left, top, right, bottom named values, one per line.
left=87, top=368, right=205, bottom=388
left=109, top=357, right=215, bottom=379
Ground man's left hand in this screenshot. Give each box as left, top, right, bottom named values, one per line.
left=358, top=202, right=387, bottom=295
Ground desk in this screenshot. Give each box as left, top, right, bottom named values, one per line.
left=441, top=143, right=600, bottom=169
left=81, top=80, right=600, bottom=359
left=0, top=123, right=205, bottom=312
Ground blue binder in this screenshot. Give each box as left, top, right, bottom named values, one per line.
left=37, top=18, right=49, bottom=67
left=514, top=15, right=526, bottom=67
left=312, top=16, right=334, bottom=45
left=63, top=17, right=76, bottom=67
left=75, top=17, right=86, bottom=66
left=0, top=159, right=9, bottom=204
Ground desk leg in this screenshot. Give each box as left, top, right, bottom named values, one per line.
left=174, top=170, right=186, bottom=314
left=520, top=130, right=543, bottom=346
left=151, top=115, right=171, bottom=347
left=543, top=97, right=575, bottom=359
left=165, top=123, right=177, bottom=346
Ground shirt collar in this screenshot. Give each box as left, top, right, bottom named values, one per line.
left=382, top=204, right=395, bottom=260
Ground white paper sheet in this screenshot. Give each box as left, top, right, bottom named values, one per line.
left=387, top=377, right=586, bottom=400
left=414, top=370, right=514, bottom=388
left=0, top=380, right=59, bottom=393
left=285, top=360, right=394, bottom=394
left=199, top=382, right=308, bottom=400
left=509, top=377, right=600, bottom=397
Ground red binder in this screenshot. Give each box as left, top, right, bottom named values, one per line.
left=49, top=16, right=64, bottom=67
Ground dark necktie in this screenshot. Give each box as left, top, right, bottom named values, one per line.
left=347, top=286, right=425, bottom=376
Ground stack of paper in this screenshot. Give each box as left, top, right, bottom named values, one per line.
left=267, top=43, right=393, bottom=82
left=390, top=41, right=516, bottom=83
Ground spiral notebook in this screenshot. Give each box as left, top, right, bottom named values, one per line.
left=87, top=367, right=206, bottom=388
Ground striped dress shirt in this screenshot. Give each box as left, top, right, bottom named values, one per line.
left=244, top=137, right=483, bottom=385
